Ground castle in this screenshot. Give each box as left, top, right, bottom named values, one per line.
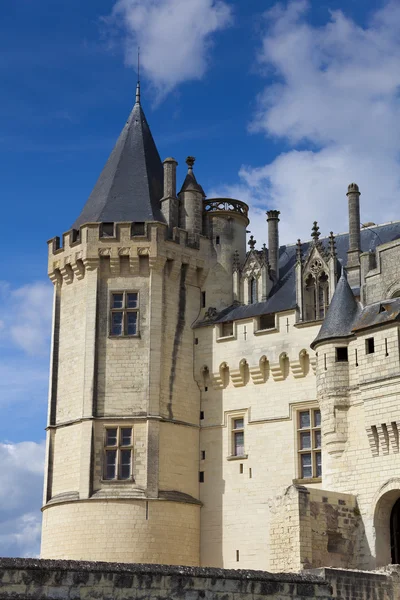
left=40, top=84, right=400, bottom=572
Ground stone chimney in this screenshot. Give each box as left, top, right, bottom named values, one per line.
left=161, top=157, right=179, bottom=235
left=267, top=210, right=280, bottom=281
left=346, top=183, right=361, bottom=288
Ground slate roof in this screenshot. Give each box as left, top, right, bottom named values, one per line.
left=310, top=272, right=360, bottom=349
left=352, top=298, right=400, bottom=332
left=196, top=221, right=400, bottom=327
left=72, top=86, right=165, bottom=229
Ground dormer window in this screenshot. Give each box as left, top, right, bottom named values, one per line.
left=304, top=266, right=329, bottom=321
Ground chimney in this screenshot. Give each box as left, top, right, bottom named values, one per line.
left=161, top=157, right=179, bottom=234
left=266, top=210, right=280, bottom=281
left=346, top=183, right=361, bottom=288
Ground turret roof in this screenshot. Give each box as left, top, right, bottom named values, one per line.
left=310, top=271, right=360, bottom=349
left=72, top=84, right=165, bottom=229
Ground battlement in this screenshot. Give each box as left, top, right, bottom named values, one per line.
left=204, top=198, right=249, bottom=224
left=47, top=220, right=210, bottom=284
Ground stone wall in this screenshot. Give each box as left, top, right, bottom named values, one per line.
left=0, top=559, right=332, bottom=600
left=269, top=486, right=362, bottom=572
left=309, top=567, right=400, bottom=600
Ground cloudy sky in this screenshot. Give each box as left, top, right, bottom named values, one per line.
left=1, top=0, right=400, bottom=557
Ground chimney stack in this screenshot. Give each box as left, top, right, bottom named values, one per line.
left=161, top=157, right=179, bottom=234
left=346, top=183, right=361, bottom=288
left=267, top=210, right=280, bottom=281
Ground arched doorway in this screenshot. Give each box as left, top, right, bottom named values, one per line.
left=390, top=498, right=400, bottom=563
left=374, top=484, right=400, bottom=566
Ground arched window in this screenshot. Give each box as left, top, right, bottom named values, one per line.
left=304, top=267, right=330, bottom=321
left=305, top=274, right=316, bottom=320
left=250, top=277, right=257, bottom=304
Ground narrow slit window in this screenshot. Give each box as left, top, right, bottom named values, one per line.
left=199, top=471, right=204, bottom=483
left=201, top=291, right=206, bottom=308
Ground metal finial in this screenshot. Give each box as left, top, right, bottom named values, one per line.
left=135, top=47, right=141, bottom=105
left=248, top=235, right=256, bottom=250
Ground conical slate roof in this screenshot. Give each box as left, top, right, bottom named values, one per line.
left=179, top=156, right=205, bottom=196
left=311, top=271, right=360, bottom=349
left=72, top=86, right=165, bottom=229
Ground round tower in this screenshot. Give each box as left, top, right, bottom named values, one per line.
left=311, top=271, right=359, bottom=487
left=40, top=90, right=202, bottom=566
left=203, top=197, right=249, bottom=309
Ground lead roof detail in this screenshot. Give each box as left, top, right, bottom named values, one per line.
left=72, top=84, right=165, bottom=230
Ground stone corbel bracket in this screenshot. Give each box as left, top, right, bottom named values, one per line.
left=290, top=350, right=308, bottom=379
left=211, top=362, right=228, bottom=390
left=270, top=353, right=288, bottom=382
left=249, top=356, right=268, bottom=384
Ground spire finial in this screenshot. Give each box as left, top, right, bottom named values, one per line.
left=311, top=221, right=320, bottom=243
left=135, top=47, right=141, bottom=105
left=186, top=156, right=195, bottom=171
left=248, top=235, right=256, bottom=250
left=329, top=231, right=337, bottom=257
left=296, top=239, right=303, bottom=263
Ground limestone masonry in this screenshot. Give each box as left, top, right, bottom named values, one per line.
left=41, top=83, right=400, bottom=573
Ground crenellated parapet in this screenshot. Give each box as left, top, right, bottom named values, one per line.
left=47, top=221, right=210, bottom=285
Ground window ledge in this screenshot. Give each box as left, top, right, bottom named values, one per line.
left=100, top=478, right=136, bottom=484
left=254, top=327, right=278, bottom=336
left=108, top=334, right=141, bottom=339
left=217, top=335, right=236, bottom=342
left=294, top=319, right=323, bottom=329
left=227, top=454, right=248, bottom=461
left=292, top=477, right=322, bottom=485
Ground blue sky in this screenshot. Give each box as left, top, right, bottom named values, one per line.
left=1, top=0, right=400, bottom=557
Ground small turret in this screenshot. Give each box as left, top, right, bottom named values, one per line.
left=179, top=157, right=204, bottom=245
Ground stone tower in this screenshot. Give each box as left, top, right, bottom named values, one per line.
left=40, top=86, right=249, bottom=564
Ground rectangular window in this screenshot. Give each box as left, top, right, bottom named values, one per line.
left=131, top=222, right=145, bottom=236
left=201, top=291, right=206, bottom=308
left=221, top=322, right=233, bottom=337
left=100, top=222, right=115, bottom=237
left=366, top=338, right=375, bottom=354
left=259, top=314, right=275, bottom=330
left=110, top=291, right=139, bottom=336
left=104, top=426, right=133, bottom=481
left=297, top=408, right=321, bottom=480
left=232, top=418, right=245, bottom=456
left=336, top=347, right=348, bottom=362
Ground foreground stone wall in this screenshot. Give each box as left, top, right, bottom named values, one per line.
left=309, top=567, right=400, bottom=600
left=0, top=559, right=332, bottom=600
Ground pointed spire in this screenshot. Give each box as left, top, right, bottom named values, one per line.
left=71, top=96, right=164, bottom=229
left=179, top=156, right=205, bottom=195
left=311, top=270, right=360, bottom=349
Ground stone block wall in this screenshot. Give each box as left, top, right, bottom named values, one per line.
left=309, top=567, right=400, bottom=600
left=269, top=486, right=362, bottom=572
left=0, top=559, right=333, bottom=600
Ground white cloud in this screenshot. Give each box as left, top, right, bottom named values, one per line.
left=106, top=0, right=233, bottom=97
left=214, top=1, right=400, bottom=246
left=0, top=441, right=45, bottom=558
left=0, top=281, right=52, bottom=355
